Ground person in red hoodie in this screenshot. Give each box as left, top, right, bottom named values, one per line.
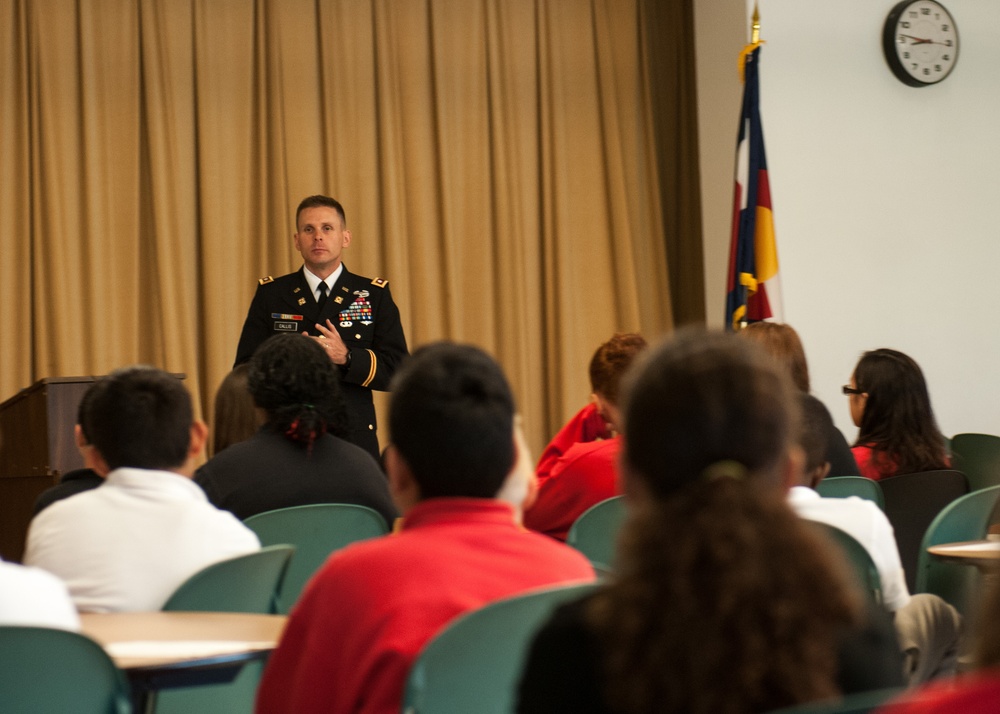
left=254, top=342, right=594, bottom=714
left=525, top=333, right=647, bottom=540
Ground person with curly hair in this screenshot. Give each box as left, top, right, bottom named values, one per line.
left=846, top=348, right=949, bottom=480
left=525, top=333, right=647, bottom=540
left=196, top=333, right=396, bottom=525
left=518, top=330, right=903, bottom=714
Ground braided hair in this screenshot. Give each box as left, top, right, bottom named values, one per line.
left=247, top=334, right=348, bottom=451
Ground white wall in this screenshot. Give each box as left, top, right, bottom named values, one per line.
left=700, top=0, right=1000, bottom=440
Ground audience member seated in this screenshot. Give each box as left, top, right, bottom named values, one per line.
left=846, top=349, right=949, bottom=480
left=32, top=384, right=105, bottom=516
left=0, top=557, right=80, bottom=630
left=255, top=342, right=595, bottom=714
left=525, top=333, right=647, bottom=540
left=879, top=579, right=1000, bottom=713
left=517, top=330, right=903, bottom=714
left=211, top=363, right=262, bottom=456
left=24, top=367, right=260, bottom=612
left=738, top=321, right=859, bottom=476
left=195, top=334, right=396, bottom=524
left=791, top=393, right=961, bottom=685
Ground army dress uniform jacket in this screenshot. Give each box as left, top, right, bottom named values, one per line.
left=234, top=266, right=408, bottom=459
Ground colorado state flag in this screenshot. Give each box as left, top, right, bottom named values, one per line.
left=725, top=43, right=781, bottom=331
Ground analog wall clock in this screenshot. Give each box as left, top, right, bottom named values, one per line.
left=882, top=0, right=959, bottom=87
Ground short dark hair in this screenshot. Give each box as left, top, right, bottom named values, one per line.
left=76, top=382, right=99, bottom=444
left=295, top=195, right=346, bottom=229
left=798, top=393, right=834, bottom=478
left=248, top=334, right=348, bottom=446
left=588, top=333, right=648, bottom=406
left=81, top=367, right=193, bottom=471
left=389, top=342, right=515, bottom=499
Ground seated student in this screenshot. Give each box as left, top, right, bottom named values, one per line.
left=255, top=342, right=595, bottom=714
left=790, top=393, right=961, bottom=685
left=24, top=367, right=260, bottom=613
left=518, top=330, right=903, bottom=714
left=0, top=557, right=79, bottom=630
left=845, top=349, right=949, bottom=480
left=195, top=334, right=396, bottom=525
left=33, top=385, right=105, bottom=516
left=879, top=579, right=1000, bottom=714
left=738, top=321, right=860, bottom=476
left=210, top=363, right=262, bottom=456
left=525, top=333, right=647, bottom=539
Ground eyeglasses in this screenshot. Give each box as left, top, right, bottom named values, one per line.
left=841, top=385, right=865, bottom=396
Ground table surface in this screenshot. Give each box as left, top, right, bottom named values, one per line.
left=80, top=611, right=287, bottom=671
left=927, top=540, right=1000, bottom=563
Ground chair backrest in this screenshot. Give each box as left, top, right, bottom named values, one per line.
left=566, top=495, right=627, bottom=570
left=816, top=476, right=885, bottom=510
left=243, top=503, right=389, bottom=613
left=155, top=545, right=293, bottom=714
left=402, top=582, right=598, bottom=714
left=0, top=626, right=132, bottom=714
left=161, top=544, right=293, bottom=614
left=950, top=433, right=1000, bottom=492
left=916, top=485, right=1000, bottom=615
left=879, top=470, right=968, bottom=593
left=765, top=687, right=905, bottom=714
left=810, top=522, right=883, bottom=607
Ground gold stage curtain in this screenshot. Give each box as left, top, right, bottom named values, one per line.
left=0, top=0, right=700, bottom=457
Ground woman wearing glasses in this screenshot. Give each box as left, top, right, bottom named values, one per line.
left=844, top=349, right=949, bottom=481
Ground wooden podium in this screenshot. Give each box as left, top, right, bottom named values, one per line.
left=0, top=376, right=98, bottom=562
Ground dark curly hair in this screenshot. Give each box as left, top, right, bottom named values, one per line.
left=588, top=333, right=648, bottom=406
left=586, top=330, right=861, bottom=714
left=852, top=348, right=948, bottom=477
left=248, top=334, right=348, bottom=449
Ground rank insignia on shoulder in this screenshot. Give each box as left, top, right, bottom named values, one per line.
left=259, top=275, right=274, bottom=285
left=372, top=277, right=388, bottom=288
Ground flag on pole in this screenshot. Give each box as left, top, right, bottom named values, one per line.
left=725, top=40, right=782, bottom=332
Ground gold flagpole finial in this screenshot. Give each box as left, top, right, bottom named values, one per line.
left=750, top=2, right=761, bottom=44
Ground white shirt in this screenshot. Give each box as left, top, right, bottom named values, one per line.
left=303, top=264, right=344, bottom=302
left=788, top=485, right=910, bottom=611
left=24, top=467, right=260, bottom=613
left=0, top=558, right=80, bottom=630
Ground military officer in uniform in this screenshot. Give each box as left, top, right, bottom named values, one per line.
left=234, top=195, right=408, bottom=460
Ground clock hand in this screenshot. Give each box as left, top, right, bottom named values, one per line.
left=899, top=34, right=933, bottom=44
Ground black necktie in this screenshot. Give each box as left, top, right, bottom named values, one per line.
left=316, top=281, right=329, bottom=312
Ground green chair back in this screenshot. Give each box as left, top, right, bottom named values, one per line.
left=243, top=503, right=389, bottom=614
left=566, top=496, right=627, bottom=571
left=0, top=626, right=132, bottom=714
left=880, top=470, right=968, bottom=594
left=402, top=582, right=598, bottom=714
left=156, top=545, right=293, bottom=714
left=951, top=433, right=1000, bottom=492
left=766, top=687, right=905, bottom=714
left=916, top=484, right=1000, bottom=616
left=816, top=476, right=885, bottom=510
left=811, top=523, right=883, bottom=607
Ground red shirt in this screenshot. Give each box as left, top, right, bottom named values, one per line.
left=852, top=445, right=897, bottom=481
left=524, top=437, right=620, bottom=541
left=878, top=668, right=1000, bottom=714
left=255, top=498, right=595, bottom=714
left=535, top=404, right=611, bottom=485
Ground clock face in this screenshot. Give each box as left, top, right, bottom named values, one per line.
left=882, top=0, right=959, bottom=87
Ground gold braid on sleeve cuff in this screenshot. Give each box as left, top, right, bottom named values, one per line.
left=361, top=349, right=377, bottom=388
